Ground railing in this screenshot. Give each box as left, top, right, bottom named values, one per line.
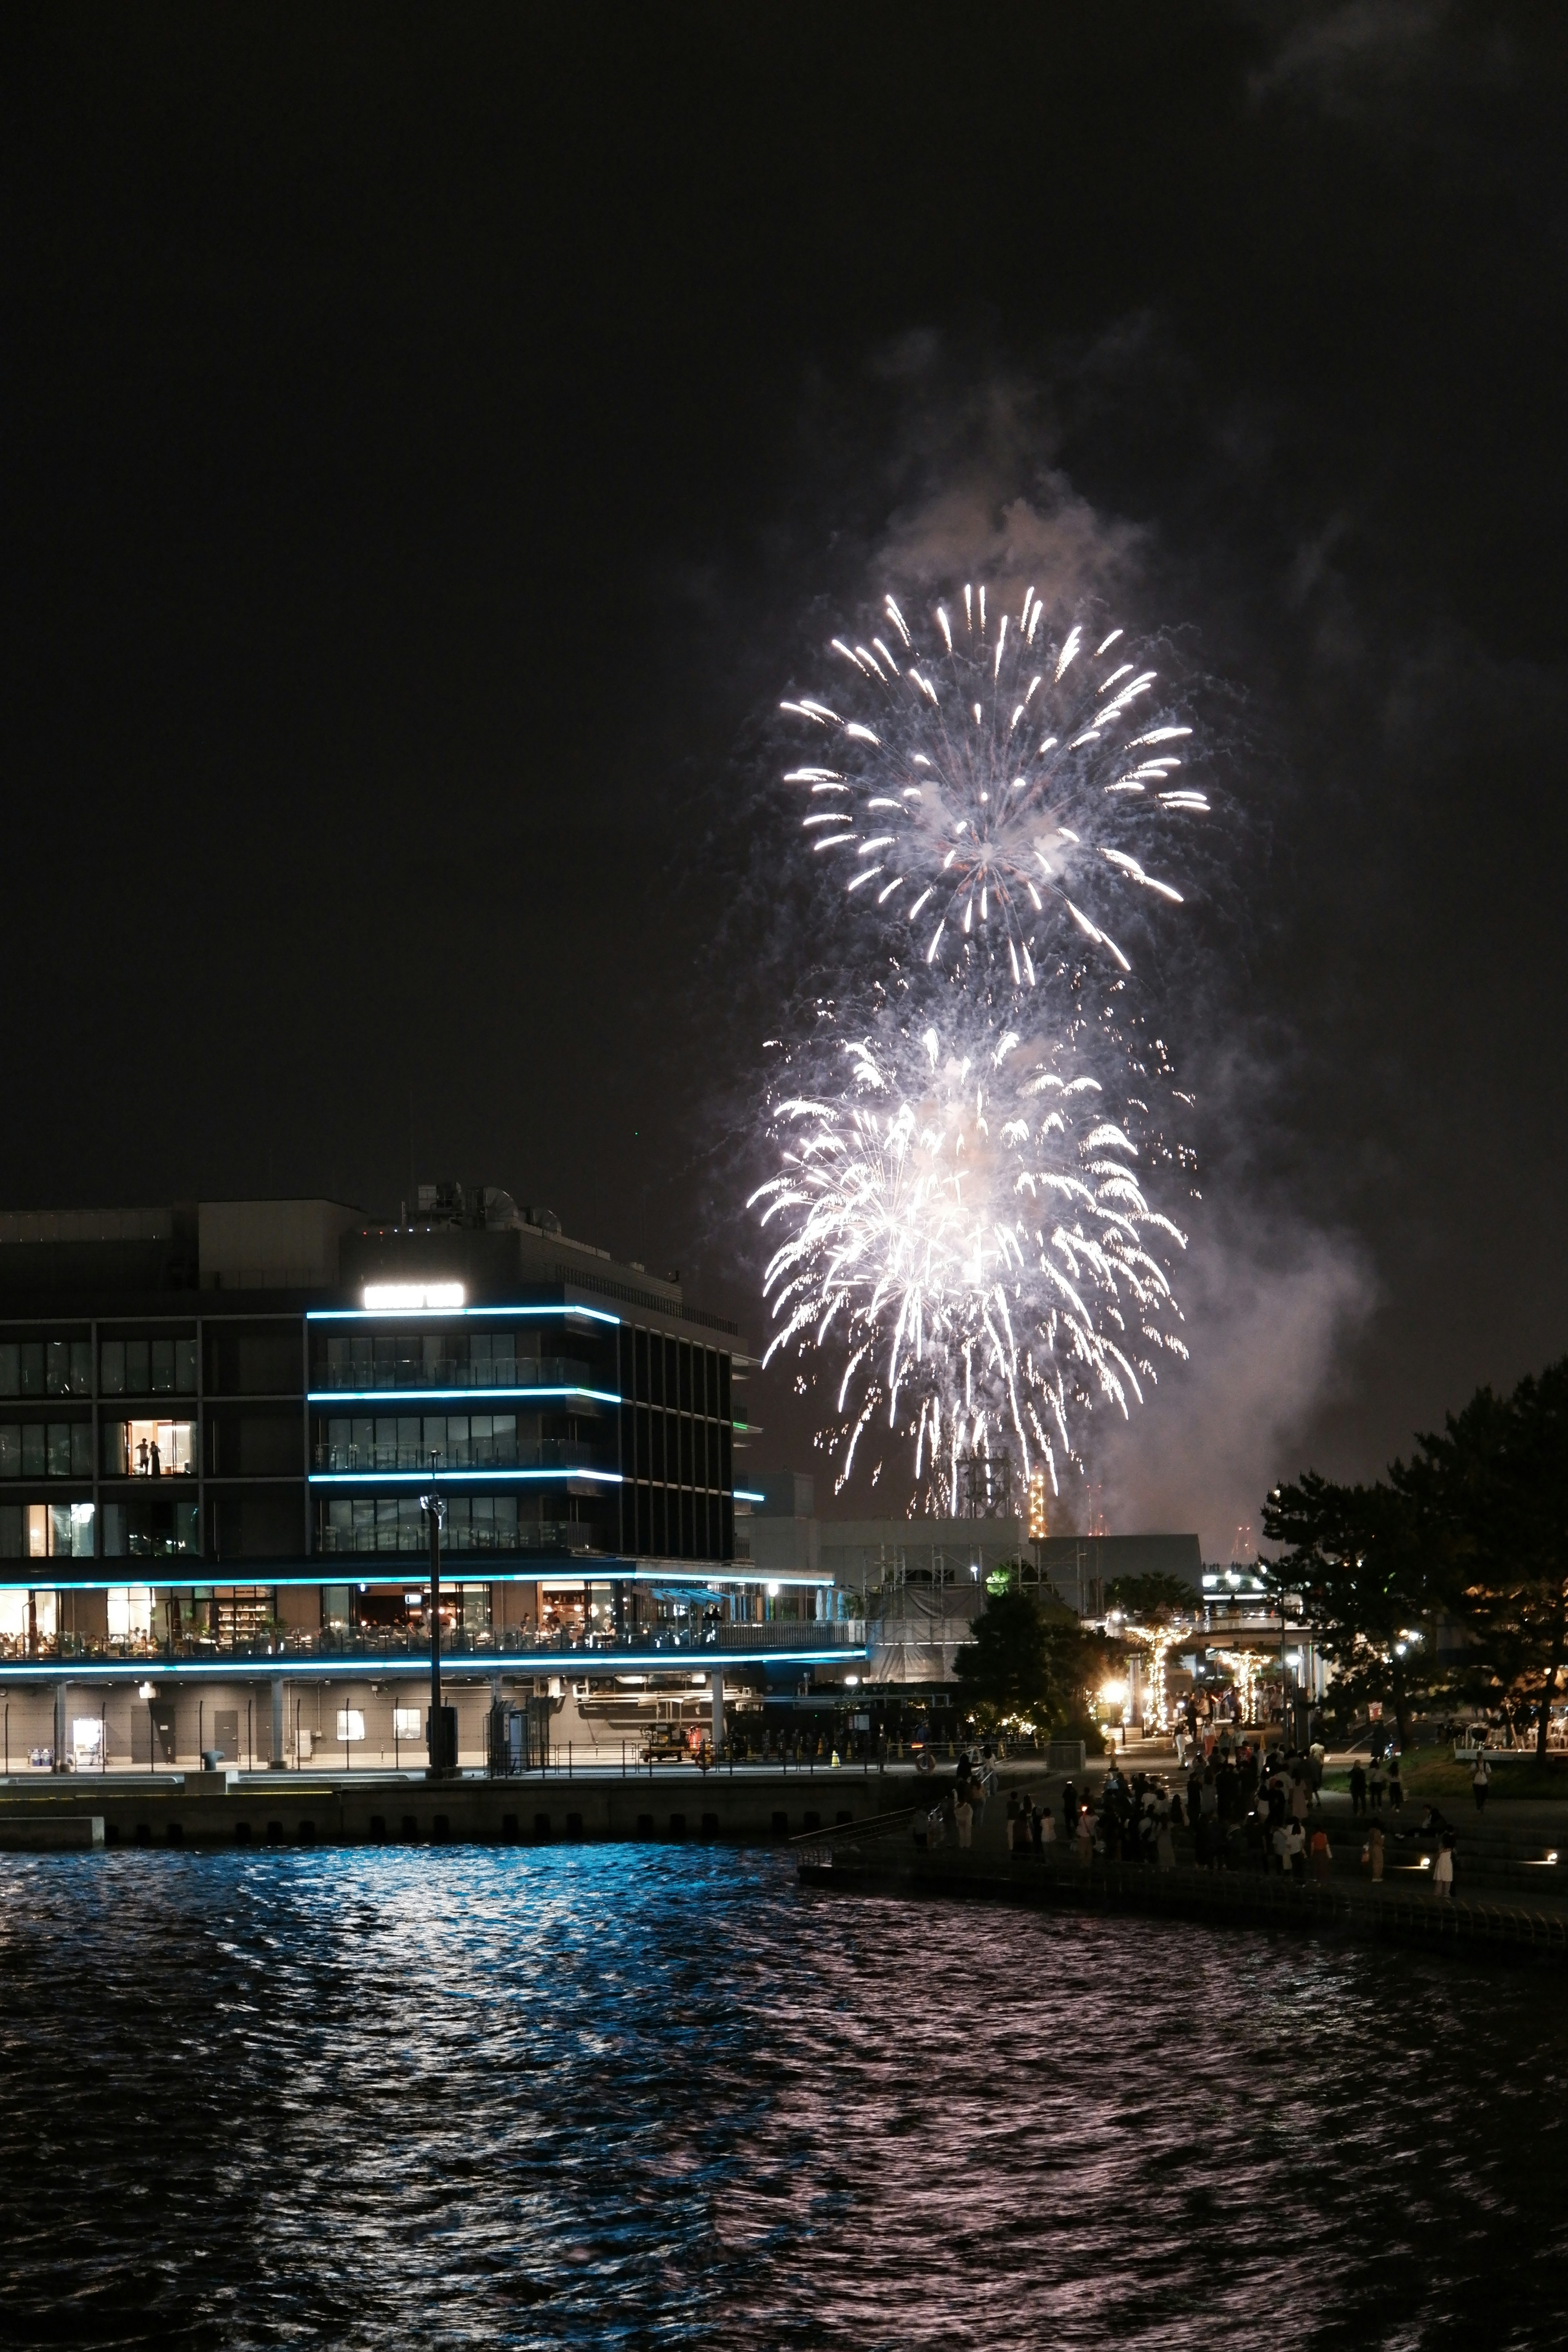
left=868, top=1617, right=980, bottom=1648
left=313, top=1438, right=602, bottom=1473
left=312, top=1356, right=595, bottom=1394
left=315, top=1519, right=601, bottom=1557
left=0, top=1618, right=867, bottom=1668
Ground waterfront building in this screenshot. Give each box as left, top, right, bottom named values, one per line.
left=0, top=1191, right=866, bottom=1769
left=740, top=1471, right=1024, bottom=1687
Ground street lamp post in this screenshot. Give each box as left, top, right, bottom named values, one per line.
left=422, top=1462, right=447, bottom=1781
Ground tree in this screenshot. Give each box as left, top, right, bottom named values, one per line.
left=1105, top=1572, right=1195, bottom=1622
left=1408, top=1361, right=1568, bottom=1761
left=953, top=1588, right=1111, bottom=1737
left=1260, top=1472, right=1444, bottom=1748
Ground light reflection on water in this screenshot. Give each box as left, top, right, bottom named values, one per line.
left=0, top=1845, right=1565, bottom=2349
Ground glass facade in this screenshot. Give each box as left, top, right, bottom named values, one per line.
left=0, top=1290, right=739, bottom=1584
left=617, top=1324, right=733, bottom=1562
left=312, top=1330, right=594, bottom=1393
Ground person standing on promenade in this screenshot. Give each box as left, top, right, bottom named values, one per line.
left=1074, top=1801, right=1094, bottom=1866
left=954, top=1792, right=973, bottom=1850
left=1061, top=1777, right=1079, bottom=1841
left=1156, top=1816, right=1176, bottom=1871
left=1472, top=1751, right=1491, bottom=1812
left=1350, top=1761, right=1368, bottom=1818
left=1388, top=1754, right=1404, bottom=1815
left=1369, top=1756, right=1386, bottom=1812
left=1433, top=1832, right=1455, bottom=1898
left=1005, top=1792, right=1020, bottom=1850
left=1309, top=1824, right=1333, bottom=1882
left=1283, top=1818, right=1307, bottom=1878
left=1368, top=1821, right=1385, bottom=1882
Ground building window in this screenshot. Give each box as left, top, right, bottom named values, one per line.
left=447, top=1497, right=518, bottom=1555
left=9, top=1420, right=100, bottom=1478
left=318, top=1330, right=585, bottom=1392
left=26, top=1501, right=95, bottom=1557
left=319, top=1413, right=522, bottom=1472
left=100, top=1338, right=197, bottom=1397
left=102, top=1420, right=196, bottom=1477
left=104, top=1500, right=198, bottom=1558
left=0, top=1344, right=45, bottom=1397
left=393, top=1706, right=421, bottom=1742
left=334, top=1710, right=367, bottom=1744
left=107, top=1586, right=155, bottom=1644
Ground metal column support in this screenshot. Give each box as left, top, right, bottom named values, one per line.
left=270, top=1676, right=285, bottom=1769
left=53, top=1680, right=67, bottom=1774
left=710, top=1667, right=724, bottom=1758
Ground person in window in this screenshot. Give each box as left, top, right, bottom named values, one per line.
left=137, top=1436, right=150, bottom=1476
left=149, top=1437, right=162, bottom=1478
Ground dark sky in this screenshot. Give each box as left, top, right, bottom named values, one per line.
left=4, top=3, right=1566, bottom=1547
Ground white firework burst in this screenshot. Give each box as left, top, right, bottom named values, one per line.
left=748, top=1001, right=1189, bottom=1507
left=780, top=585, right=1207, bottom=989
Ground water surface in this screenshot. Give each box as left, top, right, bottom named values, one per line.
left=0, top=1846, right=1562, bottom=2349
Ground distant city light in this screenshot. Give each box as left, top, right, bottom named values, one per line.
left=362, top=1282, right=466, bottom=1311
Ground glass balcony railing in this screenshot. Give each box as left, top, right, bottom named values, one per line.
left=312, top=1357, right=599, bottom=1394
left=312, top=1439, right=603, bottom=1474
left=0, top=1618, right=866, bottom=1667
left=315, top=1518, right=601, bottom=1557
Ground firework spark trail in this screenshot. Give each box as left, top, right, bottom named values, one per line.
left=748, top=1000, right=1189, bottom=1508
left=780, top=586, right=1206, bottom=990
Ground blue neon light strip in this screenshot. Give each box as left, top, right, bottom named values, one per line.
left=307, top=1387, right=622, bottom=1407
left=0, top=1646, right=869, bottom=1683
left=733, top=1488, right=765, bottom=1503
left=307, top=1304, right=620, bottom=1325
left=308, top=1468, right=623, bottom=1487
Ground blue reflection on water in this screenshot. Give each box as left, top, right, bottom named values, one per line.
left=0, top=1844, right=1566, bottom=2349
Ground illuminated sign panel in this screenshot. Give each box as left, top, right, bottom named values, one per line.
left=361, top=1283, right=466, bottom=1311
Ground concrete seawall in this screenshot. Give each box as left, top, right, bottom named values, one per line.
left=798, top=1837, right=1568, bottom=1969
left=0, top=1766, right=907, bottom=1850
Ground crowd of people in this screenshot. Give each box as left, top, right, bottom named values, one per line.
left=911, top=1735, right=1460, bottom=1889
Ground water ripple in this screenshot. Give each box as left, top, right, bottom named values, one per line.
left=0, top=1847, right=1563, bottom=2350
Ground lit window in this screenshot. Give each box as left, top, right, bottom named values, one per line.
left=107, top=1586, right=154, bottom=1644
left=393, top=1706, right=421, bottom=1741
left=335, top=1709, right=367, bottom=1743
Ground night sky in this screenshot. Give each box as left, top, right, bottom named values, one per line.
left=4, top=4, right=1565, bottom=1551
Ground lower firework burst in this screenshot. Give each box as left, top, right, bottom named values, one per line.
left=749, top=996, right=1189, bottom=1509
